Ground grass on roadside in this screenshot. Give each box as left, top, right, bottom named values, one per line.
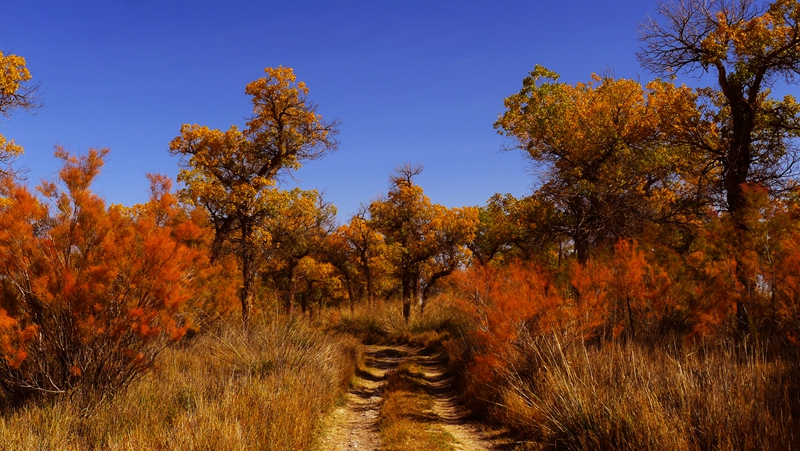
left=328, top=297, right=469, bottom=348
left=456, top=330, right=800, bottom=451
left=0, top=314, right=362, bottom=451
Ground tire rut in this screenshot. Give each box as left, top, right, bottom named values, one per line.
left=318, top=345, right=511, bottom=451
left=317, top=345, right=404, bottom=451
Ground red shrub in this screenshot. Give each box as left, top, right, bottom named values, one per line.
left=452, top=262, right=562, bottom=386
left=0, top=148, right=210, bottom=403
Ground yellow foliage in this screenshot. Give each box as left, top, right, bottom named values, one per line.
left=496, top=67, right=710, bottom=259
left=0, top=51, right=38, bottom=169
left=169, top=67, right=338, bottom=323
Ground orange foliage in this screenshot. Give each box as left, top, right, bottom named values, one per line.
left=667, top=185, right=800, bottom=341
left=567, top=256, right=612, bottom=341
left=453, top=239, right=708, bottom=374
left=0, top=148, right=218, bottom=401
left=0, top=309, right=36, bottom=369
left=452, top=262, right=561, bottom=384
left=568, top=240, right=684, bottom=342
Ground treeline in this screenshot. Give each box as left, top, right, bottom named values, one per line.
left=0, top=54, right=481, bottom=405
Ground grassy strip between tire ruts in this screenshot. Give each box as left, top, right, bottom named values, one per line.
left=379, top=360, right=456, bottom=451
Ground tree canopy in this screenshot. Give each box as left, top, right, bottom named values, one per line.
left=170, top=67, right=339, bottom=324
left=639, top=0, right=800, bottom=218
left=0, top=51, right=39, bottom=175
left=496, top=67, right=707, bottom=261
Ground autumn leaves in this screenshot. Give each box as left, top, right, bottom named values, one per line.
left=0, top=149, right=212, bottom=403
left=495, top=69, right=706, bottom=264
left=170, top=68, right=478, bottom=325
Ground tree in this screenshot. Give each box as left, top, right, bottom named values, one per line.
left=470, top=193, right=564, bottom=266
left=419, top=203, right=478, bottom=311
left=292, top=256, right=343, bottom=315
left=260, top=188, right=336, bottom=314
left=169, top=67, right=339, bottom=324
left=0, top=51, right=40, bottom=175
left=324, top=209, right=390, bottom=312
left=639, top=0, right=800, bottom=332
left=369, top=165, right=431, bottom=321
left=638, top=0, right=800, bottom=220
left=470, top=194, right=516, bottom=265
left=339, top=207, right=387, bottom=306
left=496, top=67, right=705, bottom=263
left=323, top=226, right=363, bottom=312
left=369, top=165, right=478, bottom=321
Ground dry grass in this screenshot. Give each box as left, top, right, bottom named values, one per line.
left=380, top=361, right=456, bottom=451
left=474, top=332, right=800, bottom=451
left=328, top=297, right=469, bottom=349
left=0, top=314, right=362, bottom=451
left=328, top=299, right=408, bottom=343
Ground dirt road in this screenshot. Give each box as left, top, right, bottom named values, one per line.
left=317, top=345, right=510, bottom=451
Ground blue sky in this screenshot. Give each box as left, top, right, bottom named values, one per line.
left=2, top=0, right=661, bottom=219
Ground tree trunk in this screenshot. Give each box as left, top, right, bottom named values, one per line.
left=286, top=261, right=299, bottom=314
left=240, top=249, right=255, bottom=326
left=346, top=277, right=357, bottom=313
left=625, top=296, right=636, bottom=341
left=723, top=96, right=755, bottom=336
left=365, top=267, right=375, bottom=307
left=210, top=234, right=225, bottom=263
left=421, top=269, right=453, bottom=314
left=401, top=275, right=412, bottom=323
left=412, top=274, right=421, bottom=315
left=575, top=233, right=590, bottom=265
left=724, top=119, right=754, bottom=221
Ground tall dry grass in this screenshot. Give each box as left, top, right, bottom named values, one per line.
left=465, top=331, right=800, bottom=451
left=442, top=255, right=800, bottom=450
left=0, top=314, right=362, bottom=450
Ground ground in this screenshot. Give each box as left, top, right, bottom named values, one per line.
left=317, top=345, right=513, bottom=451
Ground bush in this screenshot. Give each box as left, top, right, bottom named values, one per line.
left=0, top=149, right=208, bottom=404
left=448, top=253, right=800, bottom=449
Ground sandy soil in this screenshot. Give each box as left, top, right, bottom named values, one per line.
left=317, top=345, right=513, bottom=451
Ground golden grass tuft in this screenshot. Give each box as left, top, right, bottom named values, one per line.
left=0, top=314, right=362, bottom=451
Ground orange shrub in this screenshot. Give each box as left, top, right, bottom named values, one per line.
left=568, top=240, right=691, bottom=343
left=0, top=149, right=211, bottom=403
left=452, top=262, right=562, bottom=388
left=775, top=232, right=800, bottom=346
left=677, top=186, right=800, bottom=343
left=454, top=241, right=697, bottom=368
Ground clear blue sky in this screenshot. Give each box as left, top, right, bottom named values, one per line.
left=1, top=0, right=660, bottom=219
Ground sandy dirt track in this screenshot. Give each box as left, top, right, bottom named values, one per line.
left=317, top=345, right=513, bottom=451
